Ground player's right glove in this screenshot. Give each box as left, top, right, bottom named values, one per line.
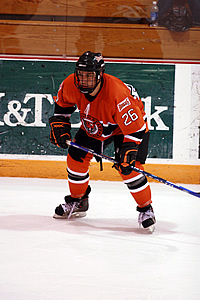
left=49, top=115, right=71, bottom=149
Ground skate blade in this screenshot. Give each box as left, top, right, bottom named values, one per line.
left=145, top=224, right=155, bottom=233
left=53, top=211, right=87, bottom=219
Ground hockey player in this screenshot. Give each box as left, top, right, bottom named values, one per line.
left=49, top=51, right=156, bottom=230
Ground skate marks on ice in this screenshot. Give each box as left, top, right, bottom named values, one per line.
left=0, top=177, right=199, bottom=239
left=0, top=212, right=197, bottom=245
left=0, top=178, right=200, bottom=300
left=0, top=213, right=173, bottom=233
left=0, top=214, right=199, bottom=300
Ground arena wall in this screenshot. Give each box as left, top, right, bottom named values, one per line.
left=0, top=56, right=199, bottom=183
left=0, top=0, right=200, bottom=183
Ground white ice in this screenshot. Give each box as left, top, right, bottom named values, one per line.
left=0, top=177, right=200, bottom=300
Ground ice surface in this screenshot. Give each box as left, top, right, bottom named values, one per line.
left=0, top=177, right=200, bottom=300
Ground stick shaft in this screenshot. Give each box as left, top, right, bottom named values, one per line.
left=67, top=141, right=200, bottom=198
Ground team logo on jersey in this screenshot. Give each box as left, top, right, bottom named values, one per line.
left=117, top=97, right=131, bottom=112
left=80, top=113, right=103, bottom=138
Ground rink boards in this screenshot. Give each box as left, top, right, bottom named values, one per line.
left=0, top=56, right=199, bottom=183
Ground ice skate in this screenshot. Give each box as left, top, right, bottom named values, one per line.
left=53, top=186, right=91, bottom=219
left=137, top=204, right=156, bottom=233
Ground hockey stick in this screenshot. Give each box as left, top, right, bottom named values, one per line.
left=66, top=140, right=200, bottom=198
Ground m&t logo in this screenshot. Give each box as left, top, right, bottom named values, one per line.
left=0, top=93, right=54, bottom=127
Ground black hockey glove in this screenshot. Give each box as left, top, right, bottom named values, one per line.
left=118, top=142, right=138, bottom=175
left=49, top=115, right=71, bottom=149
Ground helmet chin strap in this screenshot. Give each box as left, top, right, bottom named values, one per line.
left=82, top=79, right=103, bottom=103
left=88, top=80, right=101, bottom=96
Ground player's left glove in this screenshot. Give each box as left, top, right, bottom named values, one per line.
left=118, top=142, right=138, bottom=175
left=49, top=115, right=71, bottom=149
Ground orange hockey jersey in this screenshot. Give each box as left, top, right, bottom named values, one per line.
left=55, top=73, right=148, bottom=144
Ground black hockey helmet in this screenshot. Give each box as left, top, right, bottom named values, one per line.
left=74, top=51, right=105, bottom=94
